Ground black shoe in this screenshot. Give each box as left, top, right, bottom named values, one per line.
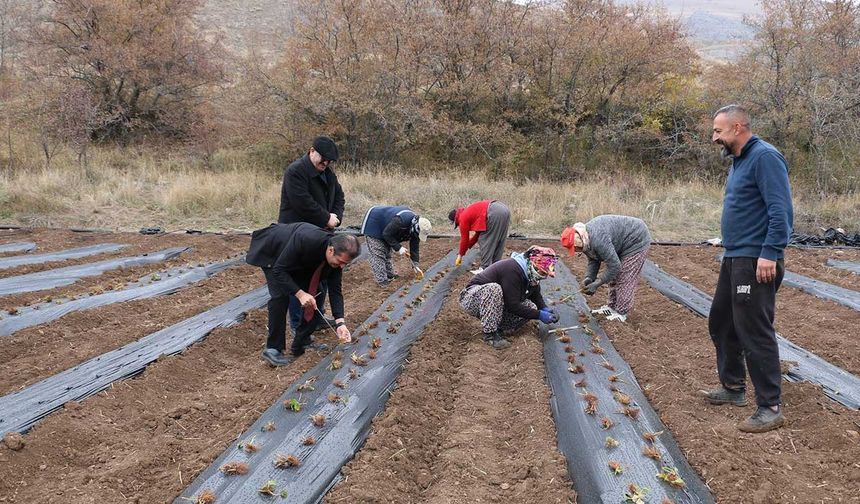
left=387, top=273, right=400, bottom=280
left=701, top=386, right=748, bottom=406
left=738, top=406, right=786, bottom=433
left=482, top=330, right=511, bottom=350
left=261, top=348, right=292, bottom=366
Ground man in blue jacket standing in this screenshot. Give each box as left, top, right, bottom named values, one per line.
left=704, top=105, right=793, bottom=433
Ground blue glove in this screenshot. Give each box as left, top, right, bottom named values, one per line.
left=539, top=308, right=558, bottom=324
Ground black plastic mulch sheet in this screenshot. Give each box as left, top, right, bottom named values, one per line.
left=790, top=228, right=860, bottom=247
left=642, top=260, right=860, bottom=410
left=0, top=285, right=269, bottom=437
left=0, top=243, right=127, bottom=270
left=175, top=248, right=474, bottom=504
left=0, top=258, right=243, bottom=336
left=783, top=271, right=860, bottom=311
left=0, top=246, right=189, bottom=296
left=826, top=258, right=860, bottom=275
left=541, top=261, right=713, bottom=504
left=0, top=242, right=37, bottom=254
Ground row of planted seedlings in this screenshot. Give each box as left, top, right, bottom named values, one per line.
left=641, top=260, right=860, bottom=410
left=176, top=249, right=477, bottom=504
left=541, top=260, right=714, bottom=504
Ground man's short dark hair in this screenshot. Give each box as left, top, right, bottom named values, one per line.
left=714, top=104, right=751, bottom=129
left=330, top=233, right=361, bottom=259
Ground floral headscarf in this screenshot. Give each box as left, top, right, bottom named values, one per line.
left=525, top=245, right=559, bottom=284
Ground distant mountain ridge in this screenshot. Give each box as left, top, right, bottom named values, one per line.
left=682, top=10, right=755, bottom=43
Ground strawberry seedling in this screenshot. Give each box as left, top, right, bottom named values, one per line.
left=642, top=431, right=663, bottom=444
left=620, top=407, right=640, bottom=420
left=613, top=391, right=632, bottom=406
left=327, top=392, right=342, bottom=403
left=590, top=345, right=605, bottom=355
left=557, top=335, right=571, bottom=344
left=297, top=377, right=316, bottom=392
left=642, top=445, right=662, bottom=461
left=574, top=378, right=587, bottom=388
left=180, top=489, right=216, bottom=504
left=262, top=421, right=276, bottom=432
left=349, top=368, right=360, bottom=379
left=351, top=352, right=368, bottom=366
left=568, top=364, right=585, bottom=374
left=284, top=398, right=303, bottom=412
left=311, top=414, right=326, bottom=427
left=608, top=460, right=623, bottom=475
left=220, top=461, right=249, bottom=475
left=238, top=436, right=259, bottom=454
left=564, top=345, right=573, bottom=353
left=605, top=436, right=619, bottom=448
left=656, top=466, right=686, bottom=488
left=370, top=336, right=382, bottom=349
left=302, top=435, right=316, bottom=445
left=274, top=453, right=301, bottom=469
left=600, top=416, right=614, bottom=430
left=368, top=349, right=377, bottom=359
left=608, top=372, right=625, bottom=383
left=258, top=480, right=278, bottom=496
left=333, top=379, right=347, bottom=389
left=623, top=483, right=649, bottom=504
left=567, top=354, right=577, bottom=363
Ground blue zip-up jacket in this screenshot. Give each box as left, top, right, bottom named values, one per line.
left=721, top=136, right=793, bottom=260
left=360, top=205, right=420, bottom=263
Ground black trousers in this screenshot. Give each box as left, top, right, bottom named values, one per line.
left=263, top=269, right=317, bottom=354
left=708, top=257, right=784, bottom=407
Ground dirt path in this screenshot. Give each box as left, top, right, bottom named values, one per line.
left=325, top=273, right=574, bottom=504
left=0, top=238, right=452, bottom=503
left=561, top=252, right=860, bottom=504
left=649, top=245, right=860, bottom=376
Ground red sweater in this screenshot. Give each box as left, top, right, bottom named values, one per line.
left=456, top=200, right=493, bottom=256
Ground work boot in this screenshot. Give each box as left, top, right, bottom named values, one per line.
left=738, top=406, right=786, bottom=433
left=482, top=330, right=511, bottom=350
left=701, top=386, right=748, bottom=406
left=261, top=348, right=292, bottom=367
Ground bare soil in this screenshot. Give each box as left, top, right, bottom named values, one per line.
left=1, top=232, right=859, bottom=504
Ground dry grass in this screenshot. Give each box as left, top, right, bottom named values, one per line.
left=1, top=144, right=857, bottom=240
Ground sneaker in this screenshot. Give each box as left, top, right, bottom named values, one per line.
left=738, top=406, right=786, bottom=433
left=606, top=309, right=627, bottom=322
left=701, top=386, right=748, bottom=406
left=470, top=268, right=484, bottom=275
left=482, top=330, right=511, bottom=349
left=591, top=305, right=612, bottom=316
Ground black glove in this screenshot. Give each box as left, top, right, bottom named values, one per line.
left=583, top=281, right=599, bottom=296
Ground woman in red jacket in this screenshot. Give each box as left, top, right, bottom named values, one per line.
left=448, top=199, right=511, bottom=272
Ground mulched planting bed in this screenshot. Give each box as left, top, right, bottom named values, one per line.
left=649, top=245, right=860, bottom=377
left=0, top=236, right=451, bottom=503
left=0, top=229, right=249, bottom=311
left=561, top=250, right=860, bottom=504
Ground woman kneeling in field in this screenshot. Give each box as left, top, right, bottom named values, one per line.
left=459, top=246, right=560, bottom=349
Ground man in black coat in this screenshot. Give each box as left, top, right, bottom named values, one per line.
left=247, top=222, right=361, bottom=366
left=278, top=136, right=347, bottom=334
left=278, top=136, right=345, bottom=228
